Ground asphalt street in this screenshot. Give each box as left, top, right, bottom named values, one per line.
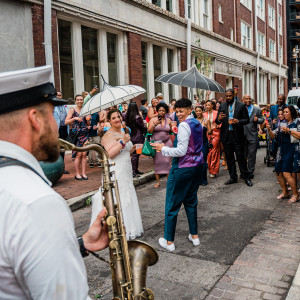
left=73, top=147, right=282, bottom=299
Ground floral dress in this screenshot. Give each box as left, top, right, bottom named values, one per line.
left=71, top=110, right=89, bottom=158
left=274, top=119, right=300, bottom=174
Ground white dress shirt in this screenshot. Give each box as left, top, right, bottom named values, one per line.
left=161, top=115, right=193, bottom=157
left=0, top=141, right=90, bottom=300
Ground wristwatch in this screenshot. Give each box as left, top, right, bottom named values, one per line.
left=78, top=237, right=89, bottom=257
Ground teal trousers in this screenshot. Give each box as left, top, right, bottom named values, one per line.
left=164, top=162, right=203, bottom=242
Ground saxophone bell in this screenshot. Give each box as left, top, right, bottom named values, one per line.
left=59, top=139, right=158, bottom=300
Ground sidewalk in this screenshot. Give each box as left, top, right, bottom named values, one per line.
left=206, top=200, right=300, bottom=300
left=53, top=153, right=154, bottom=200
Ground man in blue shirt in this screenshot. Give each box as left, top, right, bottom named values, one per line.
left=53, top=91, right=70, bottom=174
left=270, top=94, right=286, bottom=121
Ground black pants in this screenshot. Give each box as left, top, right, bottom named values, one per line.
left=244, top=139, right=258, bottom=174
left=224, top=132, right=249, bottom=180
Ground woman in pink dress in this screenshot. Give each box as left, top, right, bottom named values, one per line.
left=148, top=102, right=173, bottom=188
left=204, top=100, right=221, bottom=178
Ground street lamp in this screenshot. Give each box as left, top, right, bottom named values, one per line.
left=293, top=45, right=299, bottom=89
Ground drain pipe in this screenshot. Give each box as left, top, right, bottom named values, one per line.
left=277, top=0, right=282, bottom=94
left=255, top=0, right=260, bottom=104
left=184, top=0, right=192, bottom=98
left=44, top=0, right=55, bottom=84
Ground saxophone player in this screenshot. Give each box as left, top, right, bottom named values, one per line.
left=0, top=66, right=109, bottom=299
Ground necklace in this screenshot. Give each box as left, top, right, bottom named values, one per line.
left=198, top=117, right=205, bottom=126
left=228, top=101, right=236, bottom=113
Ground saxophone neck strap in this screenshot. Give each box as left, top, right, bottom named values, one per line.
left=0, top=156, right=49, bottom=185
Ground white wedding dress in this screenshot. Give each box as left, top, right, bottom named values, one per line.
left=90, top=141, right=144, bottom=240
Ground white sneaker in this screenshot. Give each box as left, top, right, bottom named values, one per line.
left=188, top=234, right=200, bottom=246
left=210, top=174, right=216, bottom=178
left=158, top=237, right=175, bottom=252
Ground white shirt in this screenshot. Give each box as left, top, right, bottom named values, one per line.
left=161, top=115, right=193, bottom=157
left=0, top=141, right=90, bottom=300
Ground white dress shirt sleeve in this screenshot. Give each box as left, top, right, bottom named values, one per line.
left=161, top=122, right=191, bottom=157
left=1, top=191, right=90, bottom=300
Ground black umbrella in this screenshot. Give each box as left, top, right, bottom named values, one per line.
left=156, top=65, right=225, bottom=93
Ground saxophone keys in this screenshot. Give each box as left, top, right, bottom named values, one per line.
left=106, top=216, right=117, bottom=226
left=109, top=240, right=119, bottom=250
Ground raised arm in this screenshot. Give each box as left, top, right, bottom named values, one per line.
left=147, top=107, right=158, bottom=120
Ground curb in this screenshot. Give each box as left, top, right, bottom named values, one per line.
left=67, top=171, right=156, bottom=212
left=286, top=262, right=300, bottom=300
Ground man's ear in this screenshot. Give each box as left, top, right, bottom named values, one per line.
left=27, top=108, right=42, bottom=133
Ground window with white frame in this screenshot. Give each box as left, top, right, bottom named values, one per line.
left=278, top=15, right=282, bottom=36
left=257, top=0, right=265, bottom=21
left=280, top=78, right=284, bottom=94
left=218, top=5, right=223, bottom=22
left=279, top=46, right=283, bottom=64
left=259, top=73, right=267, bottom=104
left=268, top=5, right=275, bottom=29
left=243, top=69, right=252, bottom=96
left=166, top=0, right=173, bottom=12
left=203, top=0, right=209, bottom=29
left=152, top=0, right=161, bottom=7
left=257, top=32, right=265, bottom=55
left=270, top=76, right=277, bottom=103
left=269, top=39, right=276, bottom=60
left=240, top=0, right=252, bottom=10
left=241, top=21, right=252, bottom=49
left=188, top=0, right=192, bottom=19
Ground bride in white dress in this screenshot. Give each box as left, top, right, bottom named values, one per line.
left=90, top=109, right=144, bottom=240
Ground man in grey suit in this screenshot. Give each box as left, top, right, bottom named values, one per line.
left=243, top=95, right=264, bottom=178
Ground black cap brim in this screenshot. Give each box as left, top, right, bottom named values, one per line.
left=49, top=97, right=69, bottom=106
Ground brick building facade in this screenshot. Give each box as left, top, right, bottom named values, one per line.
left=1, top=0, right=288, bottom=105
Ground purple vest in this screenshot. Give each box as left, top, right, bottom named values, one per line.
left=178, top=118, right=204, bottom=168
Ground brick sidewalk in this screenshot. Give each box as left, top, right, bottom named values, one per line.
left=206, top=200, right=300, bottom=300
left=53, top=153, right=154, bottom=200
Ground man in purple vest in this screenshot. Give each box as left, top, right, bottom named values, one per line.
left=151, top=98, right=203, bottom=252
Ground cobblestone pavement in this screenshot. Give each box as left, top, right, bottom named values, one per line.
left=206, top=202, right=300, bottom=300
left=72, top=147, right=300, bottom=300
left=53, top=153, right=154, bottom=199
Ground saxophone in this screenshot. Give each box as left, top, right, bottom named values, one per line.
left=59, top=139, right=158, bottom=300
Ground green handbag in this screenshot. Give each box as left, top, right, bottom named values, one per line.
left=142, top=133, right=156, bottom=157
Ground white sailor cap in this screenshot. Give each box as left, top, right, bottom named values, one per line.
left=0, top=65, right=68, bottom=115
left=156, top=92, right=163, bottom=98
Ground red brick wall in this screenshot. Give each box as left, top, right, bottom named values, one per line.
left=284, top=78, right=288, bottom=96
left=233, top=77, right=243, bottom=101
left=180, top=48, right=187, bottom=98
left=281, top=1, right=287, bottom=66
left=179, top=0, right=185, bottom=18
left=257, top=18, right=266, bottom=34
left=31, top=4, right=60, bottom=89
left=212, top=0, right=235, bottom=40
left=215, top=73, right=226, bottom=99
left=127, top=32, right=143, bottom=105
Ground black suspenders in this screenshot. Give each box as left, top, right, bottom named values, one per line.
left=0, top=156, right=49, bottom=185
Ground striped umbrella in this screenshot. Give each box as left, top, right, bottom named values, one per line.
left=156, top=65, right=225, bottom=92
left=80, top=77, right=146, bottom=116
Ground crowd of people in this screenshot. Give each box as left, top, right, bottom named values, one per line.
left=55, top=88, right=300, bottom=201
left=2, top=65, right=300, bottom=299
